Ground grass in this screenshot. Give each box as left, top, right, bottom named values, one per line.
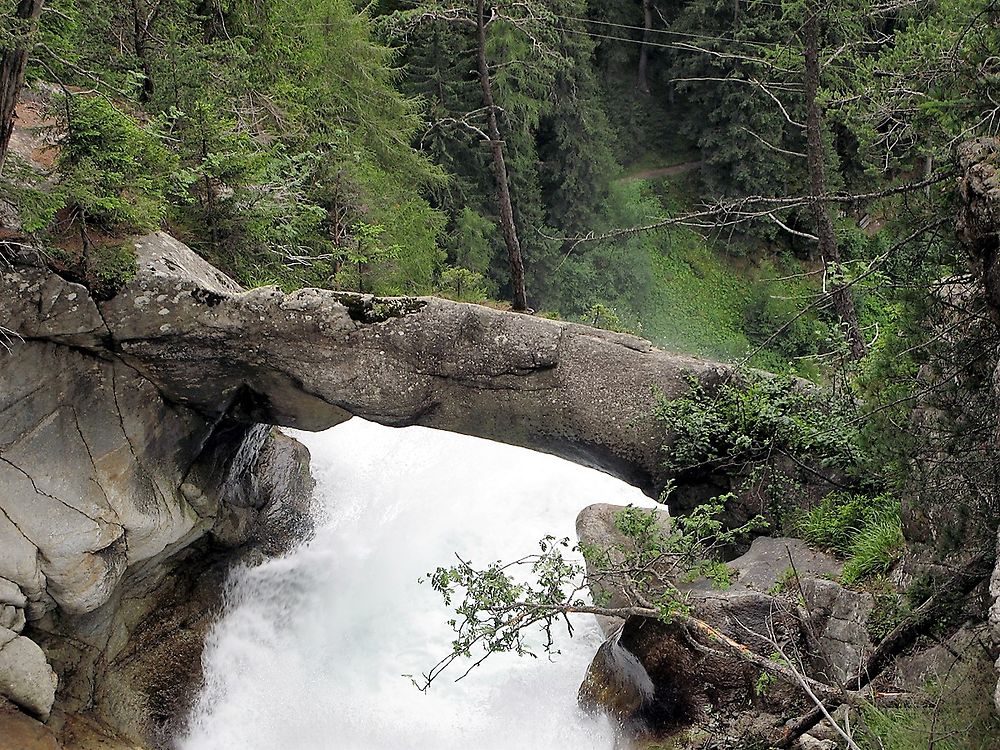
left=841, top=510, right=904, bottom=585
left=630, top=172, right=824, bottom=375
left=858, top=655, right=1000, bottom=750
left=796, top=492, right=904, bottom=585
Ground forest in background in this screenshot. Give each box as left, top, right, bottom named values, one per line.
left=0, top=0, right=997, bottom=377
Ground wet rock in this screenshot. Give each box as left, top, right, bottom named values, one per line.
left=580, top=610, right=807, bottom=744
left=576, top=505, right=867, bottom=744
left=579, top=617, right=701, bottom=738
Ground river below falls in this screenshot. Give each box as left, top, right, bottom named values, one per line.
left=178, top=419, right=654, bottom=750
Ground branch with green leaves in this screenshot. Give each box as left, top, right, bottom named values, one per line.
left=411, top=501, right=766, bottom=691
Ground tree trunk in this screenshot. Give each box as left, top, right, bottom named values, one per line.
left=132, top=1, right=156, bottom=103
left=637, top=0, right=653, bottom=94
left=0, top=0, right=45, bottom=175
left=475, top=0, right=528, bottom=312
left=803, top=1, right=866, bottom=360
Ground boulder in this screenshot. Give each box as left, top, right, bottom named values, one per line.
left=799, top=578, right=875, bottom=684
left=575, top=504, right=877, bottom=744
left=0, top=627, right=57, bottom=719
left=724, top=536, right=842, bottom=594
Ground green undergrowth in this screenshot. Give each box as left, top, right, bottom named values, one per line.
left=796, top=492, right=904, bottom=585
left=631, top=173, right=827, bottom=377
left=859, top=658, right=1000, bottom=750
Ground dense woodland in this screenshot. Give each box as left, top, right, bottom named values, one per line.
left=0, top=0, right=995, bottom=372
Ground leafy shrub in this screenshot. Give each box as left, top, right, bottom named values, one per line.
left=867, top=587, right=906, bottom=643
left=655, top=371, right=868, bottom=481
left=437, top=266, right=488, bottom=302
left=418, top=498, right=765, bottom=689
left=580, top=303, right=640, bottom=335
left=743, top=275, right=827, bottom=361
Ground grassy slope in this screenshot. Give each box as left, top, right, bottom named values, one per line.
left=627, top=170, right=821, bottom=375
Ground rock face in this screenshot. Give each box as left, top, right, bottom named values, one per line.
left=958, top=138, right=1000, bottom=316
left=1, top=243, right=318, bottom=743
left=799, top=578, right=875, bottom=685
left=954, top=138, right=1000, bottom=714
left=15, top=231, right=726, bottom=493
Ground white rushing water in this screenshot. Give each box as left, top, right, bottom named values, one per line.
left=180, top=419, right=654, bottom=750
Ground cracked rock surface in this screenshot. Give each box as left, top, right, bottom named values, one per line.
left=1, top=237, right=320, bottom=743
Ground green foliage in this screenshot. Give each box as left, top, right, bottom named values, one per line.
left=43, top=240, right=138, bottom=299
left=444, top=208, right=495, bottom=280
left=89, top=241, right=138, bottom=288
left=795, top=492, right=902, bottom=585
left=797, top=492, right=895, bottom=553
left=753, top=670, right=776, bottom=697
left=796, top=492, right=904, bottom=586
left=841, top=507, right=904, bottom=585
left=867, top=586, right=906, bottom=643
left=51, top=94, right=174, bottom=233
left=655, top=371, right=868, bottom=482
left=768, top=567, right=798, bottom=595
left=417, top=498, right=763, bottom=689
left=840, top=0, right=1000, bottom=173
left=437, top=266, right=488, bottom=302
left=30, top=0, right=446, bottom=295
left=859, top=658, right=1000, bottom=750
left=581, top=303, right=637, bottom=335
left=333, top=222, right=401, bottom=294
left=614, top=173, right=828, bottom=372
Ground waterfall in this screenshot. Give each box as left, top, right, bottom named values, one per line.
left=179, top=419, right=653, bottom=750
